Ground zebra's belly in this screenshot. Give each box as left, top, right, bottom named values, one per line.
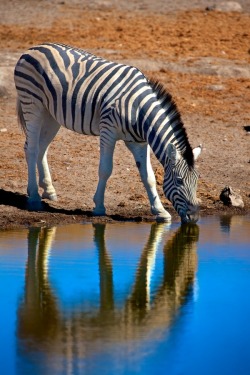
left=60, top=117, right=101, bottom=136
left=54, top=101, right=101, bottom=136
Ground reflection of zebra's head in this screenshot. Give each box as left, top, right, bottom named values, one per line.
left=163, top=143, right=201, bottom=224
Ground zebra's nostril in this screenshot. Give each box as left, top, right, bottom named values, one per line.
left=182, top=206, right=200, bottom=223
left=188, top=212, right=199, bottom=223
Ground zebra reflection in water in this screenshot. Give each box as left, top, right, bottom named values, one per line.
left=17, top=223, right=199, bottom=368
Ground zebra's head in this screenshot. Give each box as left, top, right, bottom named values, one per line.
left=163, top=143, right=202, bottom=224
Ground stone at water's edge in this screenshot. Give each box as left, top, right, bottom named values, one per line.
left=216, top=2, right=242, bottom=12
left=220, top=186, right=244, bottom=208
left=206, top=2, right=242, bottom=12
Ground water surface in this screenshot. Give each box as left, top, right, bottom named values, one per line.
left=0, top=216, right=249, bottom=375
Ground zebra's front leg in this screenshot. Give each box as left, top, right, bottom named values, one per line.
left=125, top=142, right=171, bottom=222
left=38, top=148, right=57, bottom=202
left=93, top=134, right=116, bottom=216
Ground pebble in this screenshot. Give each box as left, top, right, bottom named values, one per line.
left=220, top=186, right=244, bottom=208
left=216, top=2, right=242, bottom=12
left=243, top=125, right=250, bottom=134
left=0, top=128, right=7, bottom=132
left=207, top=2, right=242, bottom=12
left=207, top=84, right=225, bottom=91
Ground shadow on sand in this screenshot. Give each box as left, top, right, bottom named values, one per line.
left=0, top=189, right=145, bottom=222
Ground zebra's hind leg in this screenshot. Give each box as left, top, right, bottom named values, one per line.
left=37, top=111, right=60, bottom=201
left=125, top=142, right=172, bottom=222
left=24, top=121, right=44, bottom=211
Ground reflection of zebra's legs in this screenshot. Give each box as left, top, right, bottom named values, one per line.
left=93, top=224, right=114, bottom=311
left=125, top=141, right=171, bottom=222
left=128, top=223, right=167, bottom=313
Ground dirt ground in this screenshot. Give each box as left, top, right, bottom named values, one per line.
left=0, top=0, right=250, bottom=229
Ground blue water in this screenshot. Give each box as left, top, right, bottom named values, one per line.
left=0, top=216, right=249, bottom=375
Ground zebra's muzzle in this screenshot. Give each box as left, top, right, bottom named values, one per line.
left=181, top=206, right=199, bottom=224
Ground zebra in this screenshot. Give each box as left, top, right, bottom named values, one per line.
left=14, top=43, right=202, bottom=223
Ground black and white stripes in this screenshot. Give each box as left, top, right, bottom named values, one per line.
left=14, top=43, right=201, bottom=222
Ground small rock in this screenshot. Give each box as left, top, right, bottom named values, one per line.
left=243, top=125, right=250, bottom=134
left=215, top=2, right=242, bottom=12
left=207, top=84, right=225, bottom=91
left=0, top=128, right=7, bottom=132
left=217, top=65, right=250, bottom=79
left=118, top=201, right=126, bottom=207
left=206, top=5, right=216, bottom=11
left=0, top=86, right=8, bottom=98
left=220, top=186, right=244, bottom=208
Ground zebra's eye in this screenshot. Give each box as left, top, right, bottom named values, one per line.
left=176, top=177, right=183, bottom=186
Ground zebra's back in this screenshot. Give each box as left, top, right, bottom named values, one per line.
left=14, top=43, right=145, bottom=136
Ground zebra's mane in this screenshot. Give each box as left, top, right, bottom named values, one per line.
left=148, top=78, right=194, bottom=169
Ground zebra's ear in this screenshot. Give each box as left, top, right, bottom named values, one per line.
left=166, top=143, right=181, bottom=165
left=193, top=144, right=202, bottom=161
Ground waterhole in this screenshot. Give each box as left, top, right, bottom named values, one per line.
left=0, top=216, right=249, bottom=375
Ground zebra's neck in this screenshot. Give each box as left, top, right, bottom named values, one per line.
left=140, top=79, right=194, bottom=168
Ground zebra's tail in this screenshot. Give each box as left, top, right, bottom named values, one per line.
left=16, top=97, right=27, bottom=134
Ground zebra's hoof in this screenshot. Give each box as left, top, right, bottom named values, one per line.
left=93, top=207, right=106, bottom=216
left=42, top=192, right=58, bottom=201
left=26, top=198, right=44, bottom=211
left=156, top=214, right=172, bottom=223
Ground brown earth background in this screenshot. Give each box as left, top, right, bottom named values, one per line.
left=0, top=0, right=250, bottom=229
